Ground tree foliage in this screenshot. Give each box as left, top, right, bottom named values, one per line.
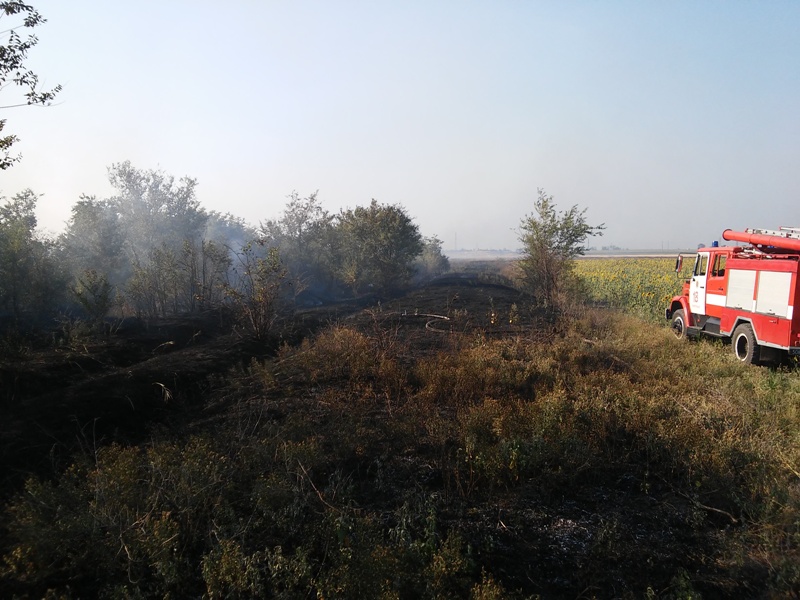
left=61, top=196, right=127, bottom=286
left=518, top=189, right=604, bottom=309
left=0, top=1, right=62, bottom=169
left=335, top=200, right=423, bottom=294
left=0, top=189, right=63, bottom=318
left=415, top=235, right=450, bottom=282
left=1, top=162, right=439, bottom=332
left=261, top=195, right=426, bottom=298
left=107, top=161, right=208, bottom=262
left=260, top=192, right=334, bottom=299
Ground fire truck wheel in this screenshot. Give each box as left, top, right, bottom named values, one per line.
left=732, top=323, right=759, bottom=365
left=670, top=309, right=687, bottom=339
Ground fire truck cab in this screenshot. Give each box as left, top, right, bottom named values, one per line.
left=666, top=227, right=800, bottom=365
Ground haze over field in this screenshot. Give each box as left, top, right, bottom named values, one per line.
left=3, top=1, right=798, bottom=250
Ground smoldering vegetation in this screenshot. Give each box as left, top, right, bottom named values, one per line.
left=0, top=161, right=449, bottom=336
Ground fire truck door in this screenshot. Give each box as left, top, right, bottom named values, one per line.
left=689, top=252, right=709, bottom=316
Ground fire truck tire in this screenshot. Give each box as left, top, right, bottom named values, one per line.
left=732, top=323, right=759, bottom=365
left=670, top=309, right=687, bottom=339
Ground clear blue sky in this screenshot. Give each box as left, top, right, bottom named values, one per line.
left=2, top=1, right=798, bottom=250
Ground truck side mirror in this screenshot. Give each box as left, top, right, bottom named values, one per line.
left=674, top=255, right=683, bottom=273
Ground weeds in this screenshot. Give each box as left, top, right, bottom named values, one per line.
left=3, top=298, right=800, bottom=597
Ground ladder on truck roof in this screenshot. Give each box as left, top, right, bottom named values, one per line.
left=746, top=226, right=800, bottom=240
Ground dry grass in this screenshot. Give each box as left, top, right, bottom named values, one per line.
left=3, top=295, right=800, bottom=597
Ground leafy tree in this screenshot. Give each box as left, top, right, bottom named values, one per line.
left=61, top=196, right=127, bottom=286
left=0, top=189, right=38, bottom=319
left=260, top=191, right=334, bottom=299
left=0, top=189, right=63, bottom=318
left=334, top=200, right=423, bottom=294
left=517, top=189, right=604, bottom=309
left=414, top=235, right=450, bottom=282
left=261, top=191, right=328, bottom=255
left=102, top=162, right=219, bottom=317
left=126, top=243, right=187, bottom=319
left=106, top=161, right=208, bottom=262
left=205, top=210, right=255, bottom=251
left=1, top=1, right=62, bottom=169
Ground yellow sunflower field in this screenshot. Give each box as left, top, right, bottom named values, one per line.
left=573, top=257, right=691, bottom=320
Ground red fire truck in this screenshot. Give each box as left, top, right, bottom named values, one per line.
left=665, top=227, right=800, bottom=365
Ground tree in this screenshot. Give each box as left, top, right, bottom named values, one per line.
left=61, top=196, right=127, bottom=286
left=0, top=189, right=63, bottom=318
left=414, top=235, right=450, bottom=282
left=260, top=191, right=334, bottom=298
left=205, top=210, right=256, bottom=251
left=106, top=161, right=208, bottom=262
left=334, top=200, right=423, bottom=294
left=0, top=189, right=39, bottom=318
left=1, top=2, right=62, bottom=169
left=94, top=164, right=261, bottom=319
left=517, top=189, right=604, bottom=309
left=261, top=191, right=328, bottom=255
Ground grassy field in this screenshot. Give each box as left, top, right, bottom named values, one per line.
left=2, top=263, right=800, bottom=598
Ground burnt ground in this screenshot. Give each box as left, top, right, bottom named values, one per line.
left=0, top=277, right=758, bottom=597
left=0, top=276, right=522, bottom=497
left=0, top=313, right=247, bottom=493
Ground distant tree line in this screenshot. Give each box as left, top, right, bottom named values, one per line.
left=0, top=162, right=449, bottom=333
